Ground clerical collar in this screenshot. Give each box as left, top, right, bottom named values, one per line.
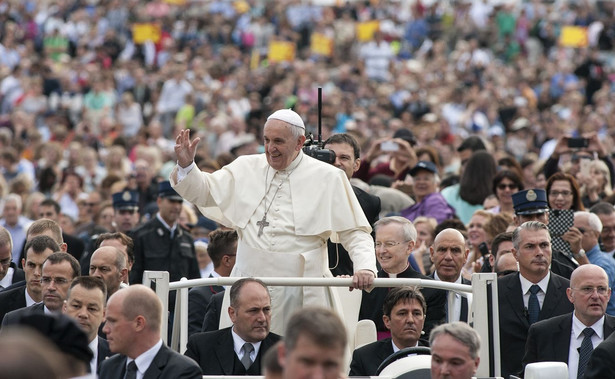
left=276, top=151, right=304, bottom=174
left=384, top=262, right=409, bottom=277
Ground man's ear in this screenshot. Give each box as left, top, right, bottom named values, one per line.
left=228, top=306, right=237, bottom=324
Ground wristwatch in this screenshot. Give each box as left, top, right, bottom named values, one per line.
left=574, top=249, right=586, bottom=259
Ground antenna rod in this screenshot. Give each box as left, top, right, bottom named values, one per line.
left=317, top=87, right=322, bottom=147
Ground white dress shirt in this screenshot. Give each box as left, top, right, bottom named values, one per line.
left=0, top=267, right=14, bottom=288
left=434, top=271, right=463, bottom=322
left=128, top=339, right=163, bottom=379
left=519, top=272, right=550, bottom=309
left=568, top=314, right=604, bottom=379
left=231, top=327, right=262, bottom=362
left=88, top=338, right=98, bottom=375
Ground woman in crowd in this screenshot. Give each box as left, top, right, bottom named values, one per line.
left=546, top=172, right=585, bottom=211
left=409, top=216, right=437, bottom=275
left=491, top=170, right=523, bottom=215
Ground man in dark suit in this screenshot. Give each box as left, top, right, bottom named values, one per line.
left=188, top=229, right=237, bottom=336
left=3, top=252, right=80, bottom=326
left=185, top=278, right=281, bottom=375
left=359, top=216, right=446, bottom=339
left=99, top=284, right=201, bottom=379
left=0, top=235, right=59, bottom=321
left=523, top=264, right=615, bottom=378
left=585, top=325, right=615, bottom=378
left=498, top=220, right=574, bottom=378
left=202, top=290, right=224, bottom=332
left=0, top=226, right=24, bottom=289
left=429, top=228, right=471, bottom=322
left=350, top=286, right=428, bottom=376
left=324, top=133, right=381, bottom=276
left=62, top=276, right=111, bottom=375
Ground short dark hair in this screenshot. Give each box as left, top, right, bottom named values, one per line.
left=95, top=232, right=134, bottom=265
left=284, top=307, right=346, bottom=352
left=382, top=286, right=427, bottom=318
left=492, top=170, right=524, bottom=195
left=545, top=172, right=584, bottom=211
left=40, top=199, right=61, bottom=215
left=207, top=230, right=238, bottom=267
left=229, top=278, right=268, bottom=308
left=324, top=133, right=360, bottom=160
left=44, top=252, right=80, bottom=279
left=68, top=276, right=107, bottom=305
left=27, top=219, right=63, bottom=245
left=491, top=232, right=513, bottom=257
left=24, top=235, right=61, bottom=261
left=457, top=136, right=486, bottom=153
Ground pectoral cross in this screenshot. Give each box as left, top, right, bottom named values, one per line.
left=257, top=214, right=269, bottom=237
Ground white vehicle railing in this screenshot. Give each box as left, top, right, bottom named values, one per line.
left=143, top=271, right=501, bottom=378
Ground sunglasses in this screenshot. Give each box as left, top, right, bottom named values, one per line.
left=497, top=184, right=518, bottom=190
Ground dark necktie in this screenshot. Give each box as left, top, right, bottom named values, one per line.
left=528, top=284, right=541, bottom=324
left=125, top=360, right=137, bottom=379
left=240, top=343, right=254, bottom=370
left=577, top=327, right=595, bottom=379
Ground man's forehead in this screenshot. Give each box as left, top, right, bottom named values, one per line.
left=69, top=285, right=105, bottom=303
left=519, top=228, right=550, bottom=242
left=43, top=260, right=72, bottom=274
left=0, top=244, right=10, bottom=257
left=26, top=248, right=54, bottom=263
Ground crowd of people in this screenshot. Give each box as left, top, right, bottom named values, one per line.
left=3, top=0, right=615, bottom=378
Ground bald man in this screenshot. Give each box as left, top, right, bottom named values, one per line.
left=429, top=228, right=471, bottom=322
left=99, top=285, right=201, bottom=379
left=523, top=264, right=615, bottom=378
left=89, top=246, right=128, bottom=298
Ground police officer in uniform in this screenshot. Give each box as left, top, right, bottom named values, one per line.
left=130, top=181, right=200, bottom=285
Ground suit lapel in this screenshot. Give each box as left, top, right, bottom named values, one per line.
left=554, top=316, right=573, bottom=363
left=540, top=275, right=564, bottom=319
left=215, top=329, right=235, bottom=375
left=376, top=339, right=394, bottom=361
left=506, top=274, right=529, bottom=328
left=143, top=345, right=166, bottom=379
left=603, top=315, right=615, bottom=338
left=97, top=337, right=111, bottom=372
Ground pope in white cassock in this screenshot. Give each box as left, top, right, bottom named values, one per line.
left=171, top=109, right=377, bottom=334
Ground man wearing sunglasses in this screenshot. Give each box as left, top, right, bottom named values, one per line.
left=522, top=264, right=615, bottom=379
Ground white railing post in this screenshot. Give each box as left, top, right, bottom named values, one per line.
left=471, top=272, right=500, bottom=378
left=143, top=270, right=170, bottom=344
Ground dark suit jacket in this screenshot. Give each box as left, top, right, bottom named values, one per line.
left=429, top=273, right=471, bottom=322
left=184, top=327, right=281, bottom=375
left=359, top=266, right=446, bottom=339
left=0, top=285, right=26, bottom=322
left=498, top=272, right=573, bottom=378
left=64, top=232, right=85, bottom=262
left=99, top=344, right=201, bottom=379
left=522, top=313, right=615, bottom=376
left=2, top=302, right=45, bottom=327
left=9, top=262, right=24, bottom=284
left=328, top=186, right=380, bottom=276
left=202, top=291, right=225, bottom=332
left=188, top=275, right=224, bottom=336
left=348, top=337, right=428, bottom=377
left=97, top=337, right=111, bottom=374
left=585, top=328, right=615, bottom=378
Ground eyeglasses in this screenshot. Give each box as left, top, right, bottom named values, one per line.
left=0, top=258, right=11, bottom=267
left=572, top=286, right=610, bottom=296
left=375, top=241, right=408, bottom=249
left=549, top=191, right=573, bottom=198
left=85, top=202, right=99, bottom=207
left=497, top=184, right=518, bottom=190
left=41, top=277, right=70, bottom=285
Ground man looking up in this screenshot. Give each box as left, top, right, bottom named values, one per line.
left=172, top=109, right=377, bottom=334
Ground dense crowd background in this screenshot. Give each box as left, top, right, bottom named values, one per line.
left=2, top=0, right=615, bottom=252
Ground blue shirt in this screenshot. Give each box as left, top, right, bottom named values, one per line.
left=586, top=244, right=615, bottom=315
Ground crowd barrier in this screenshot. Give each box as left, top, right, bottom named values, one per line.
left=143, top=271, right=501, bottom=377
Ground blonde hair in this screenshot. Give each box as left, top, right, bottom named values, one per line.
left=590, top=159, right=613, bottom=196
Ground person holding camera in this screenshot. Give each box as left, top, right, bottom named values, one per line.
left=171, top=109, right=377, bottom=335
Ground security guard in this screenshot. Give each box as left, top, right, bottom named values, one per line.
left=112, top=190, right=141, bottom=234
left=130, top=181, right=200, bottom=285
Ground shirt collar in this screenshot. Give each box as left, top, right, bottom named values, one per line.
left=572, top=313, right=604, bottom=340
left=231, top=327, right=262, bottom=357
left=276, top=151, right=304, bottom=174
left=25, top=288, right=38, bottom=307
left=519, top=271, right=551, bottom=295
left=89, top=338, right=98, bottom=374
left=0, top=267, right=14, bottom=288
left=433, top=270, right=462, bottom=284
left=156, top=213, right=177, bottom=232
left=128, top=339, right=163, bottom=376
left=392, top=339, right=419, bottom=353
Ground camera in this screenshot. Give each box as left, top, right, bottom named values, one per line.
left=381, top=140, right=399, bottom=152
left=567, top=137, right=589, bottom=149
left=303, top=134, right=336, bottom=164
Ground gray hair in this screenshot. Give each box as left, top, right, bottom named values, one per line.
left=374, top=216, right=418, bottom=242
left=512, top=221, right=549, bottom=250
left=429, top=322, right=481, bottom=359
left=575, top=211, right=603, bottom=233
left=3, top=193, right=22, bottom=211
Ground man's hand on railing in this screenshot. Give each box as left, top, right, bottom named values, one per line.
left=352, top=269, right=375, bottom=291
